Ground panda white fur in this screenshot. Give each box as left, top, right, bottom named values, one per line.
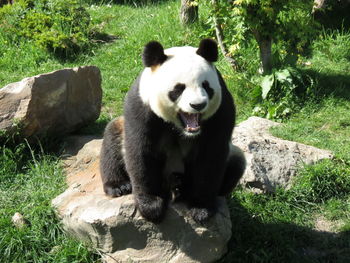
left=100, top=39, right=246, bottom=223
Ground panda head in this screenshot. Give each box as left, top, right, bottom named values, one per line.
left=139, top=39, right=222, bottom=137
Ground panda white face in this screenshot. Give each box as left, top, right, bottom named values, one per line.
left=139, top=40, right=222, bottom=137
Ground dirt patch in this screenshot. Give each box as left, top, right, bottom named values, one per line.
left=315, top=215, right=344, bottom=233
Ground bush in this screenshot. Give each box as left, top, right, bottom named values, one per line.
left=251, top=67, right=315, bottom=120
left=0, top=0, right=93, bottom=59
left=207, top=0, right=316, bottom=73
left=0, top=1, right=26, bottom=43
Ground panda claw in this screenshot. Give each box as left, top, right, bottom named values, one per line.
left=104, top=182, right=132, bottom=197
left=135, top=194, right=167, bottom=223
left=104, top=186, right=122, bottom=197
left=120, top=182, right=132, bottom=195
left=189, top=207, right=214, bottom=224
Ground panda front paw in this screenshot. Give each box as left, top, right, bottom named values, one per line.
left=189, top=207, right=215, bottom=224
left=103, top=182, right=132, bottom=197
left=135, top=194, right=167, bottom=223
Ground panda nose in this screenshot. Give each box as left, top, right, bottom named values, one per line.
left=190, top=102, right=207, bottom=111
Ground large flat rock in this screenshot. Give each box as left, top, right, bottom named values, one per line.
left=0, top=66, right=102, bottom=137
left=53, top=159, right=232, bottom=263
left=53, top=117, right=334, bottom=262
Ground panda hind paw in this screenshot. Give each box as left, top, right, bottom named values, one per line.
left=189, top=207, right=214, bottom=224
left=136, top=194, right=167, bottom=224
left=104, top=182, right=132, bottom=197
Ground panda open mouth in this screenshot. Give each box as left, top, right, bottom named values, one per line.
left=179, top=111, right=201, bottom=133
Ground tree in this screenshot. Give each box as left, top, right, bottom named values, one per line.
left=180, top=0, right=198, bottom=24
left=209, top=0, right=315, bottom=74
left=211, top=0, right=238, bottom=69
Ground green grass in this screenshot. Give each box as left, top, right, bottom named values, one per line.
left=0, top=0, right=350, bottom=262
left=221, top=26, right=350, bottom=262
left=0, top=142, right=101, bottom=262
left=271, top=98, right=350, bottom=159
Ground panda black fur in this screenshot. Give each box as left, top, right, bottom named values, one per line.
left=100, top=39, right=246, bottom=223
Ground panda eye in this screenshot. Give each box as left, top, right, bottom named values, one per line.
left=202, top=80, right=214, bottom=99
left=168, top=83, right=186, bottom=102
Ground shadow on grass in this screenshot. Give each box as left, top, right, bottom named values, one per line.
left=74, top=116, right=110, bottom=136
left=86, top=0, right=172, bottom=7
left=51, top=33, right=119, bottom=63
left=0, top=116, right=109, bottom=157
left=314, top=1, right=350, bottom=31
left=301, top=69, right=350, bottom=102
left=221, top=197, right=350, bottom=263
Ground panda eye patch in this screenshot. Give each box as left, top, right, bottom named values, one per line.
left=168, top=83, right=186, bottom=102
left=202, top=80, right=214, bottom=99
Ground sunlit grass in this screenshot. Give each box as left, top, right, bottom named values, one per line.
left=0, top=0, right=349, bottom=262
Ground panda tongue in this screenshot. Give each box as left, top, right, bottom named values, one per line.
left=180, top=112, right=200, bottom=132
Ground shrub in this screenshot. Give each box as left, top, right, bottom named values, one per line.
left=0, top=0, right=26, bottom=43
left=251, top=67, right=315, bottom=120
left=207, top=0, right=316, bottom=73
left=0, top=0, right=93, bottom=59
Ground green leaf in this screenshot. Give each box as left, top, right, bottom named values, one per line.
left=267, top=105, right=276, bottom=119
left=275, top=69, right=292, bottom=83
left=261, top=74, right=274, bottom=99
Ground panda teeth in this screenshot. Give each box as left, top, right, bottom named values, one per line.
left=179, top=112, right=201, bottom=133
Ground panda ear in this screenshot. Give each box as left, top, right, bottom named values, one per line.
left=196, top=39, right=218, bottom=63
left=142, top=41, right=168, bottom=67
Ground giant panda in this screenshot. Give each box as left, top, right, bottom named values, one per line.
left=100, top=39, right=246, bottom=224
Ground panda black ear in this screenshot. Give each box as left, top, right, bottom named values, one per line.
left=142, top=41, right=168, bottom=67
left=196, top=39, right=218, bottom=63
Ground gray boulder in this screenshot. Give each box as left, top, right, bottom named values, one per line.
left=0, top=66, right=102, bottom=137
left=53, top=117, right=333, bottom=262
left=61, top=135, right=102, bottom=174
left=53, top=142, right=232, bottom=263
left=233, top=117, right=333, bottom=193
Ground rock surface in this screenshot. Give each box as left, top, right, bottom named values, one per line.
left=232, top=117, right=333, bottom=193
left=61, top=135, right=102, bottom=174
left=12, top=212, right=30, bottom=228
left=53, top=153, right=232, bottom=263
left=53, top=117, right=334, bottom=262
left=0, top=66, right=102, bottom=137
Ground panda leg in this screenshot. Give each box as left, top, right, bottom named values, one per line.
left=100, top=117, right=132, bottom=197
left=219, top=144, right=246, bottom=196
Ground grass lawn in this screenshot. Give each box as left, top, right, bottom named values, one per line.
left=0, top=1, right=349, bottom=262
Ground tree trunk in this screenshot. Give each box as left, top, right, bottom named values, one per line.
left=211, top=0, right=238, bottom=70
left=180, top=0, right=198, bottom=25
left=253, top=30, right=273, bottom=74
left=259, top=37, right=273, bottom=74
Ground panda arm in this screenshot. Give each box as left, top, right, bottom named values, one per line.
left=187, top=84, right=236, bottom=222
left=189, top=125, right=232, bottom=204
left=124, top=116, right=169, bottom=223
left=123, top=82, right=168, bottom=223
left=123, top=120, right=165, bottom=196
